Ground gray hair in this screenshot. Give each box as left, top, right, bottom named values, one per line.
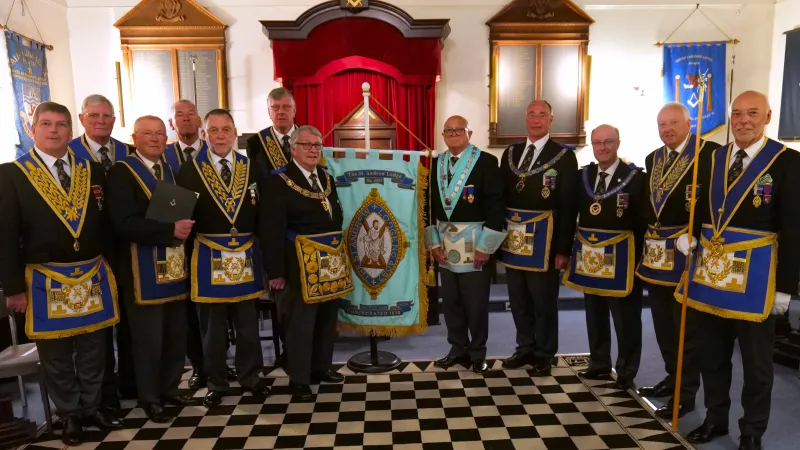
left=81, top=94, right=114, bottom=114
left=592, top=124, right=621, bottom=140
left=528, top=99, right=554, bottom=116
left=268, top=87, right=295, bottom=106
left=289, top=125, right=323, bottom=147
left=172, top=99, right=198, bottom=115
left=659, top=102, right=690, bottom=121
left=133, top=115, right=165, bottom=133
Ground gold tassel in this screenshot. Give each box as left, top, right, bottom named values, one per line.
left=427, top=266, right=436, bottom=286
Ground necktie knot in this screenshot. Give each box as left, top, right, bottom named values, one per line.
left=184, top=146, right=195, bottom=160
left=54, top=159, right=66, bottom=169
left=98, top=146, right=109, bottom=155
left=520, top=144, right=536, bottom=171
left=728, top=149, right=748, bottom=185
left=219, top=158, right=232, bottom=185
left=153, top=163, right=162, bottom=179
left=309, top=173, right=322, bottom=193
left=595, top=171, right=609, bottom=195
left=281, top=135, right=291, bottom=158
left=98, top=146, right=112, bottom=172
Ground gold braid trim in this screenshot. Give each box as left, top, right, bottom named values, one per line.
left=17, top=159, right=90, bottom=237
left=279, top=172, right=332, bottom=200
left=200, top=160, right=248, bottom=216
left=577, top=229, right=634, bottom=248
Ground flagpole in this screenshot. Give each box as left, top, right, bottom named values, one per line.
left=672, top=73, right=707, bottom=430
left=363, top=82, right=371, bottom=151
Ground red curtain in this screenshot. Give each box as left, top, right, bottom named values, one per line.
left=293, top=69, right=435, bottom=151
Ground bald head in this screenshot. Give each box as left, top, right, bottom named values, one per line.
left=730, top=90, right=771, bottom=149
left=658, top=102, right=692, bottom=149
left=590, top=124, right=621, bottom=170
left=442, top=115, right=472, bottom=154
left=591, top=124, right=620, bottom=141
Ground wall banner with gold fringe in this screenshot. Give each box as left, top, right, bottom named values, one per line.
left=322, top=147, right=428, bottom=337
left=662, top=41, right=727, bottom=137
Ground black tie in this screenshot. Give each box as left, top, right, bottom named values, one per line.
left=595, top=172, right=609, bottom=195
left=54, top=159, right=71, bottom=192
left=309, top=173, right=322, bottom=193
left=281, top=135, right=291, bottom=159
left=448, top=156, right=458, bottom=184
left=98, top=146, right=112, bottom=172
left=183, top=146, right=194, bottom=163
left=665, top=150, right=678, bottom=170
left=519, top=144, right=536, bottom=171
left=728, top=149, right=747, bottom=185
left=153, top=162, right=162, bottom=179
left=219, top=159, right=232, bottom=186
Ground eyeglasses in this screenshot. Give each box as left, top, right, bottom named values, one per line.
left=295, top=142, right=323, bottom=150
left=443, top=128, right=469, bottom=136
left=137, top=131, right=167, bottom=138
left=591, top=139, right=619, bottom=148
left=84, top=113, right=114, bottom=121
left=270, top=105, right=294, bottom=112
left=36, top=120, right=70, bottom=129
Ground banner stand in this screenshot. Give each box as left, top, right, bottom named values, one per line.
left=347, top=335, right=402, bottom=374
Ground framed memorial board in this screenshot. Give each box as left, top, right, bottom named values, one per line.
left=487, top=0, right=593, bottom=147
left=115, top=0, right=228, bottom=139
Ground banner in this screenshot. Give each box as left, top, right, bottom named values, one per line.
left=322, top=148, right=429, bottom=337
left=5, top=30, right=50, bottom=158
left=779, top=29, right=800, bottom=140
left=663, top=42, right=726, bottom=136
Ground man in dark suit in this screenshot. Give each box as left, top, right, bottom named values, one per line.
left=68, top=93, right=136, bottom=408
left=262, top=125, right=348, bottom=401
left=177, top=109, right=271, bottom=407
left=635, top=102, right=719, bottom=419
left=105, top=115, right=199, bottom=423
left=0, top=102, right=122, bottom=445
left=676, top=91, right=800, bottom=450
left=426, top=115, right=505, bottom=374
left=563, top=124, right=646, bottom=390
left=498, top=100, right=578, bottom=375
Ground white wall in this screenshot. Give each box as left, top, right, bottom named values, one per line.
left=61, top=0, right=776, bottom=166
left=768, top=0, right=800, bottom=146
left=1, top=0, right=75, bottom=161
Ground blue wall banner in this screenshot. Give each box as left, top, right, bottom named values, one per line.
left=663, top=42, right=727, bottom=137
left=322, top=148, right=429, bottom=337
left=5, top=30, right=51, bottom=158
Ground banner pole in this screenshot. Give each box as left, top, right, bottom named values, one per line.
left=363, top=82, right=371, bottom=151
left=672, top=72, right=707, bottom=430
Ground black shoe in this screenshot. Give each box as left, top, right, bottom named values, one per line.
left=578, top=368, right=612, bottom=380
left=612, top=378, right=633, bottom=390
left=739, top=435, right=762, bottom=450
left=162, top=394, right=201, bottom=407
left=638, top=379, right=674, bottom=398
left=502, top=351, right=534, bottom=369
left=655, top=401, right=695, bottom=419
left=142, top=403, right=171, bottom=423
left=203, top=391, right=224, bottom=408
left=102, top=397, right=121, bottom=412
left=61, top=415, right=82, bottom=446
left=188, top=370, right=207, bottom=390
left=312, top=369, right=344, bottom=384
left=290, top=383, right=313, bottom=402
left=531, top=360, right=551, bottom=376
left=434, top=354, right=470, bottom=369
left=472, top=359, right=490, bottom=374
left=686, top=421, right=729, bottom=444
left=226, top=366, right=238, bottom=381
left=85, top=409, right=123, bottom=430
left=244, top=380, right=271, bottom=397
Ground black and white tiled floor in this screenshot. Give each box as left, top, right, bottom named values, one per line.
left=21, top=354, right=694, bottom=449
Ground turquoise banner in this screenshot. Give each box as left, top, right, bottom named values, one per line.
left=322, top=148, right=429, bottom=337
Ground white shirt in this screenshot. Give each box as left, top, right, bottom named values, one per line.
left=34, top=146, right=71, bottom=180
left=730, top=135, right=766, bottom=171
left=668, top=133, right=691, bottom=154
left=594, top=158, right=621, bottom=191
left=518, top=134, right=550, bottom=171
left=274, top=125, right=297, bottom=148
left=294, top=159, right=332, bottom=216
left=86, top=135, right=114, bottom=162
left=209, top=150, right=235, bottom=177
left=176, top=138, right=203, bottom=159
left=136, top=151, right=161, bottom=176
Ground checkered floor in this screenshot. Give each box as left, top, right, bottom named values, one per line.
left=21, top=354, right=693, bottom=449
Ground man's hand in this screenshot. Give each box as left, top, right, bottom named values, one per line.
left=6, top=293, right=27, bottom=314
left=430, top=248, right=447, bottom=265
left=269, top=277, right=286, bottom=291
left=174, top=219, right=194, bottom=240
left=473, top=250, right=490, bottom=269
left=555, top=254, right=570, bottom=270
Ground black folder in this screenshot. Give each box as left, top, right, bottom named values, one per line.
left=145, top=181, right=199, bottom=223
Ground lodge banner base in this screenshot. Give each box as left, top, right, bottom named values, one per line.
left=675, top=225, right=777, bottom=322
left=25, top=256, right=119, bottom=339
left=564, top=227, right=635, bottom=298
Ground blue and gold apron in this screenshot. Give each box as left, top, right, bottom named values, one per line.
left=291, top=231, right=354, bottom=304
left=676, top=139, right=786, bottom=321
left=191, top=233, right=265, bottom=302
left=636, top=224, right=687, bottom=286
left=563, top=227, right=636, bottom=297
left=498, top=209, right=553, bottom=272
left=119, top=155, right=188, bottom=304
left=68, top=134, right=130, bottom=163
